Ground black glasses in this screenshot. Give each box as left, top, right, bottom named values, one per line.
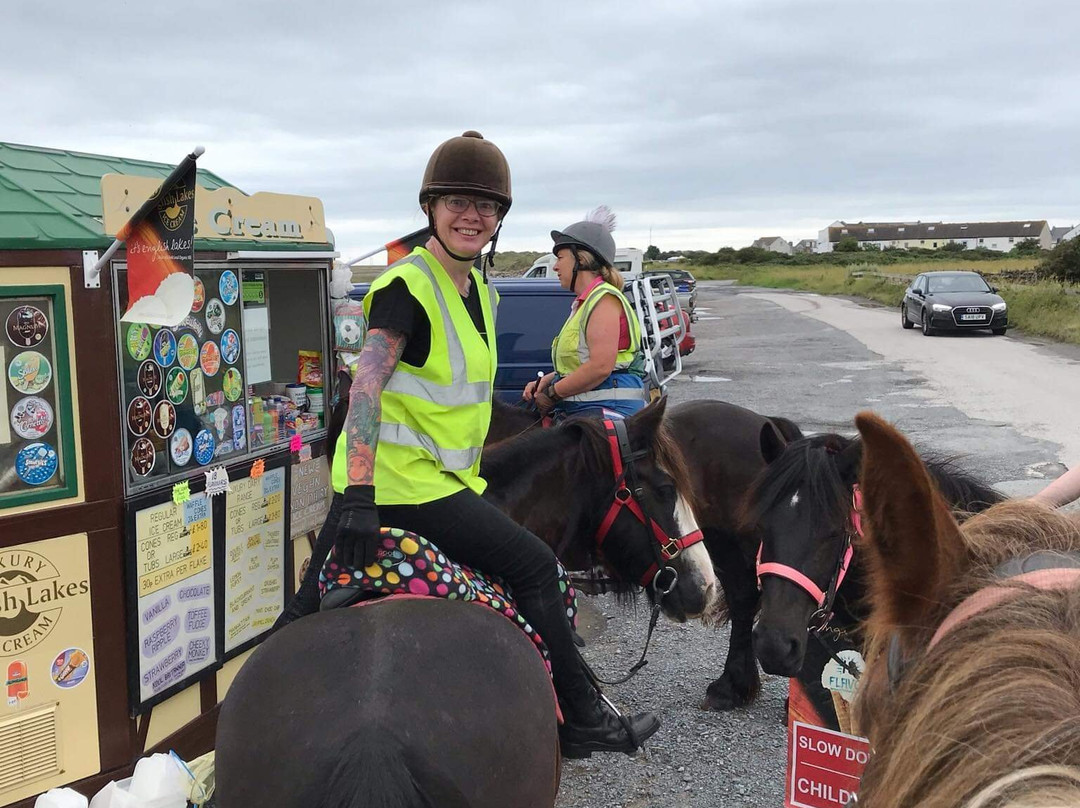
left=442, top=195, right=500, bottom=218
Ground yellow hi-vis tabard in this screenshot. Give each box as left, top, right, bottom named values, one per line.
left=551, top=282, right=644, bottom=403
left=332, top=247, right=498, bottom=504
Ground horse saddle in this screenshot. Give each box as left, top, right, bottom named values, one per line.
left=318, top=527, right=581, bottom=674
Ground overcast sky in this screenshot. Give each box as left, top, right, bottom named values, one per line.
left=6, top=0, right=1080, bottom=260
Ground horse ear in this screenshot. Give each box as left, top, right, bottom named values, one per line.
left=626, top=396, right=667, bottom=446
left=855, top=411, right=965, bottom=640
left=759, top=421, right=787, bottom=464
left=835, top=438, right=862, bottom=485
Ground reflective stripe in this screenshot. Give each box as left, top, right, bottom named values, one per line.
left=563, top=387, right=646, bottom=402
left=379, top=421, right=482, bottom=471
left=382, top=255, right=492, bottom=405
left=574, top=285, right=641, bottom=370
left=384, top=374, right=490, bottom=406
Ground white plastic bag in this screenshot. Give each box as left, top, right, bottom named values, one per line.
left=34, top=789, right=88, bottom=808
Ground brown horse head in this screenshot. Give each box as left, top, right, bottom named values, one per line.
left=481, top=397, right=718, bottom=621
left=853, top=411, right=1080, bottom=807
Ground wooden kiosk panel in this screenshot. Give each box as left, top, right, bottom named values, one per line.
left=0, top=145, right=335, bottom=806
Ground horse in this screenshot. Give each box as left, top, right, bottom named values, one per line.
left=485, top=395, right=807, bottom=710
left=748, top=423, right=1005, bottom=728
left=215, top=398, right=718, bottom=807
left=849, top=412, right=1080, bottom=807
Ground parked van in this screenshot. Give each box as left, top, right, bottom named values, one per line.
left=522, top=247, right=644, bottom=280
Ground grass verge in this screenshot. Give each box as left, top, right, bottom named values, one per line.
left=687, top=261, right=1080, bottom=345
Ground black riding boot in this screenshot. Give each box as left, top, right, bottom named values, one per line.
left=558, top=683, right=660, bottom=759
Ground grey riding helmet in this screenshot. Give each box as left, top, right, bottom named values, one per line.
left=551, top=221, right=616, bottom=267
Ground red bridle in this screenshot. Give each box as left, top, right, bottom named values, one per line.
left=756, top=485, right=863, bottom=625
left=593, top=418, right=705, bottom=588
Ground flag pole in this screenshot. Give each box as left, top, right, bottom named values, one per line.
left=88, top=145, right=205, bottom=282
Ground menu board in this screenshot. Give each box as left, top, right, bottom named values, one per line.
left=116, top=267, right=247, bottom=488
left=223, top=467, right=286, bottom=653
left=131, top=494, right=217, bottom=706
left=0, top=293, right=73, bottom=504
left=290, top=454, right=330, bottom=538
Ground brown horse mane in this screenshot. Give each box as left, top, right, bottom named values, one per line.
left=480, top=401, right=699, bottom=593
left=852, top=411, right=1080, bottom=807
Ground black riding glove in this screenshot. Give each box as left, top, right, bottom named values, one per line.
left=335, top=485, right=381, bottom=571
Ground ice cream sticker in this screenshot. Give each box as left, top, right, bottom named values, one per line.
left=221, top=329, right=241, bottom=364
left=16, top=442, right=59, bottom=485
left=128, top=396, right=153, bottom=436
left=194, top=428, right=216, bottom=466
left=153, top=400, right=176, bottom=439
left=177, top=333, right=199, bottom=370
left=130, top=437, right=156, bottom=476
left=171, top=427, right=193, bottom=466
left=205, top=299, right=225, bottom=335
left=10, top=396, right=54, bottom=439
left=219, top=270, right=239, bottom=305
left=166, top=367, right=189, bottom=404
left=232, top=405, right=247, bottom=451
left=191, top=277, right=205, bottom=313
left=190, top=368, right=206, bottom=416
left=127, top=323, right=152, bottom=361
left=200, top=340, right=221, bottom=376
left=153, top=329, right=177, bottom=368
left=6, top=660, right=29, bottom=705
left=6, top=305, right=48, bottom=348
left=8, top=350, right=52, bottom=394
left=223, top=367, right=243, bottom=402
left=51, top=648, right=90, bottom=689
left=138, top=359, right=162, bottom=397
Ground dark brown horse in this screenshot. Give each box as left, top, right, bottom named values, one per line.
left=849, top=413, right=1080, bottom=806
left=215, top=400, right=717, bottom=807
left=486, top=397, right=805, bottom=710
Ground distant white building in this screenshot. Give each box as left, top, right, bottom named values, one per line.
left=792, top=239, right=816, bottom=254
left=1051, top=225, right=1074, bottom=246
left=1058, top=224, right=1080, bottom=244
left=751, top=236, right=793, bottom=254
left=816, top=220, right=1052, bottom=253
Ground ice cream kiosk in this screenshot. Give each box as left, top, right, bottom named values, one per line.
left=0, top=142, right=335, bottom=806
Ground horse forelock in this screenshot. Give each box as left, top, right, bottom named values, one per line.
left=744, top=435, right=854, bottom=536
left=855, top=501, right=1080, bottom=807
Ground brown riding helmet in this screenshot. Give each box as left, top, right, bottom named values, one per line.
left=419, top=130, right=512, bottom=213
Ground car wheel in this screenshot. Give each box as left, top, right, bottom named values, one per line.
left=901, top=304, right=914, bottom=329
left=992, top=327, right=1007, bottom=336
left=921, top=310, right=935, bottom=336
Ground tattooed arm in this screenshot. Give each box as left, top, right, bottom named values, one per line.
left=344, top=328, right=407, bottom=486
left=334, top=328, right=406, bottom=570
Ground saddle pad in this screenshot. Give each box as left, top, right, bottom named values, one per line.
left=319, top=527, right=579, bottom=678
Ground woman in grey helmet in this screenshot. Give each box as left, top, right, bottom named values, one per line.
left=523, top=207, right=648, bottom=418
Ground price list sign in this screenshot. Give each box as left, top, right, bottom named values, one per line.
left=132, top=495, right=217, bottom=704
left=224, top=467, right=286, bottom=652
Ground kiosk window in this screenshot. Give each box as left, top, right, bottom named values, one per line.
left=241, top=269, right=328, bottom=450
left=0, top=287, right=78, bottom=509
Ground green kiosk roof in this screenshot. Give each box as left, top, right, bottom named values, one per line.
left=0, top=141, right=332, bottom=252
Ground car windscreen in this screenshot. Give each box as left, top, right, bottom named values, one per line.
left=928, top=275, right=990, bottom=293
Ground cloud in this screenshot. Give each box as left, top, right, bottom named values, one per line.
left=4, top=0, right=1080, bottom=256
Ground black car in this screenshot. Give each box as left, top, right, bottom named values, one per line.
left=900, top=271, right=1008, bottom=336
left=644, top=268, right=697, bottom=320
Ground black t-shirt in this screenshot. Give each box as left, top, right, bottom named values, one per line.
left=366, top=276, right=489, bottom=367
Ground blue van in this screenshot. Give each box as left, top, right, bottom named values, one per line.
left=351, top=278, right=573, bottom=403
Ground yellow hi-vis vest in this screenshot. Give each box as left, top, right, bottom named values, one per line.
left=551, top=282, right=644, bottom=402
left=332, top=247, right=498, bottom=504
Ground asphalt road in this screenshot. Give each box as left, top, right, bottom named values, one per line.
left=555, top=282, right=1079, bottom=808
left=672, top=282, right=1080, bottom=493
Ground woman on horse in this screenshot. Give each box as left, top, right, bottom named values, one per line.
left=310, top=131, right=659, bottom=757
left=522, top=209, right=647, bottom=419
